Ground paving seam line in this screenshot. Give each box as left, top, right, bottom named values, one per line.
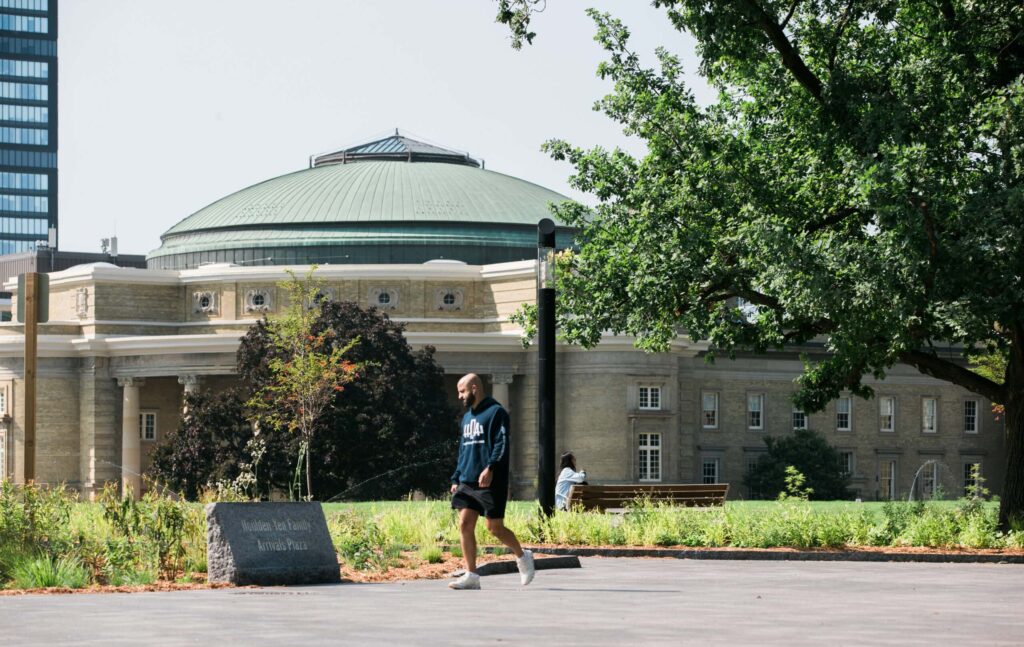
left=515, top=545, right=1024, bottom=564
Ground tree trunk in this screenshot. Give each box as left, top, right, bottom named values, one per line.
left=306, top=437, right=314, bottom=500
left=998, top=389, right=1024, bottom=530
left=292, top=444, right=305, bottom=501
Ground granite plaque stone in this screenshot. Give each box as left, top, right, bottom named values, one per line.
left=206, top=502, right=340, bottom=586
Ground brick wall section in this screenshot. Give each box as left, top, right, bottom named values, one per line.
left=481, top=277, right=533, bottom=330
left=680, top=355, right=1005, bottom=500
left=95, top=284, right=185, bottom=321
left=11, top=376, right=80, bottom=486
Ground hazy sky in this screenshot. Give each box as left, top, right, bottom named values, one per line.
left=58, top=1, right=710, bottom=255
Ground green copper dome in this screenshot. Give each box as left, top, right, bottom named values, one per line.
left=147, top=133, right=573, bottom=269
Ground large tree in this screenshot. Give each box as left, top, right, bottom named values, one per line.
left=238, top=299, right=458, bottom=501
left=499, top=2, right=1024, bottom=525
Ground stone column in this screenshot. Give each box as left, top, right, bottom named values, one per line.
left=490, top=373, right=514, bottom=411
left=490, top=373, right=515, bottom=499
left=118, top=377, right=143, bottom=499
left=178, top=374, right=202, bottom=413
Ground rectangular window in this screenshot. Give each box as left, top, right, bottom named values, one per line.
left=922, top=398, right=938, bottom=433
left=701, top=392, right=718, bottom=428
left=638, top=386, right=661, bottom=411
left=963, top=462, right=981, bottom=496
left=963, top=400, right=978, bottom=434
left=0, top=104, right=48, bottom=123
left=879, top=396, right=895, bottom=432
left=139, top=411, right=157, bottom=442
left=0, top=81, right=47, bottom=101
left=637, top=433, right=661, bottom=482
left=0, top=0, right=49, bottom=11
left=0, top=171, right=47, bottom=190
left=921, top=463, right=939, bottom=499
left=792, top=407, right=807, bottom=430
left=840, top=451, right=854, bottom=477
left=879, top=458, right=897, bottom=500
left=0, top=127, right=48, bottom=146
left=0, top=58, right=49, bottom=79
left=0, top=14, right=48, bottom=34
left=702, top=458, right=720, bottom=484
left=0, top=388, right=6, bottom=414
left=836, top=397, right=851, bottom=431
left=0, top=194, right=48, bottom=212
left=747, top=393, right=764, bottom=430
left=745, top=454, right=763, bottom=498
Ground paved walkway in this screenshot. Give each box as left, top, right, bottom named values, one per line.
left=4, top=558, right=1022, bottom=645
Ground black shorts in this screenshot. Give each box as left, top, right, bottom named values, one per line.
left=451, top=482, right=508, bottom=519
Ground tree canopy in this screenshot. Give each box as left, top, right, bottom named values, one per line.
left=499, top=1, right=1024, bottom=525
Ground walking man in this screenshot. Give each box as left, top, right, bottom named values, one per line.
left=448, top=373, right=534, bottom=590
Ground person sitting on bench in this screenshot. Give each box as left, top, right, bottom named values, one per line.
left=555, top=451, right=588, bottom=511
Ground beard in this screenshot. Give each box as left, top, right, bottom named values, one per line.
left=461, top=392, right=476, bottom=409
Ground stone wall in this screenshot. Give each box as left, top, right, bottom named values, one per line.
left=78, top=358, right=118, bottom=498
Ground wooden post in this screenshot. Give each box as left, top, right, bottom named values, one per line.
left=24, top=272, right=38, bottom=483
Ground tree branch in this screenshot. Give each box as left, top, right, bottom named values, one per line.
left=802, top=206, right=862, bottom=234
left=919, top=200, right=939, bottom=298
left=780, top=0, right=800, bottom=30
left=828, top=0, right=856, bottom=71
left=739, top=0, right=824, bottom=102
left=781, top=318, right=835, bottom=343
left=899, top=349, right=1007, bottom=403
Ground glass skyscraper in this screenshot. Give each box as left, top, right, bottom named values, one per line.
left=0, top=0, right=55, bottom=255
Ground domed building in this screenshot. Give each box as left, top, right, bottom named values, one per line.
left=0, top=133, right=1005, bottom=503
left=148, top=133, right=575, bottom=269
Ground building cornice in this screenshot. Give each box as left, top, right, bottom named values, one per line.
left=0, top=329, right=704, bottom=359
left=6, top=261, right=538, bottom=292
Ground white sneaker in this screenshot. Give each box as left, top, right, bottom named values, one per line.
left=448, top=571, right=481, bottom=590
left=517, top=549, right=535, bottom=586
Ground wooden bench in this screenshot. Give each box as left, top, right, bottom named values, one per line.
left=566, top=483, right=729, bottom=512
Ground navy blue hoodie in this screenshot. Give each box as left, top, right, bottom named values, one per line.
left=451, top=396, right=510, bottom=486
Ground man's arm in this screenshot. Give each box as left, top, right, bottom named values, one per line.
left=479, top=408, right=510, bottom=488
left=486, top=408, right=509, bottom=468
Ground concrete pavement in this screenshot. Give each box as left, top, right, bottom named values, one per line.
left=3, top=557, right=1022, bottom=645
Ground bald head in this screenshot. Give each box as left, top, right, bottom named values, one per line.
left=457, top=373, right=485, bottom=409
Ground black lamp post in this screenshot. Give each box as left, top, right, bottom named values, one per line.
left=537, top=218, right=557, bottom=516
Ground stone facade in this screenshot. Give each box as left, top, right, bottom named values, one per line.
left=0, top=261, right=1004, bottom=502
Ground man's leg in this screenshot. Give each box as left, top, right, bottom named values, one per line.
left=484, top=518, right=523, bottom=557
left=458, top=508, right=480, bottom=572
left=486, top=518, right=536, bottom=585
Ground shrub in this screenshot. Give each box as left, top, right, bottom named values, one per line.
left=0, top=480, right=77, bottom=556
left=744, top=430, right=851, bottom=500
left=328, top=509, right=394, bottom=570
left=98, top=483, right=204, bottom=581
left=418, top=546, right=443, bottom=564
left=148, top=389, right=262, bottom=500
left=11, top=554, right=90, bottom=589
